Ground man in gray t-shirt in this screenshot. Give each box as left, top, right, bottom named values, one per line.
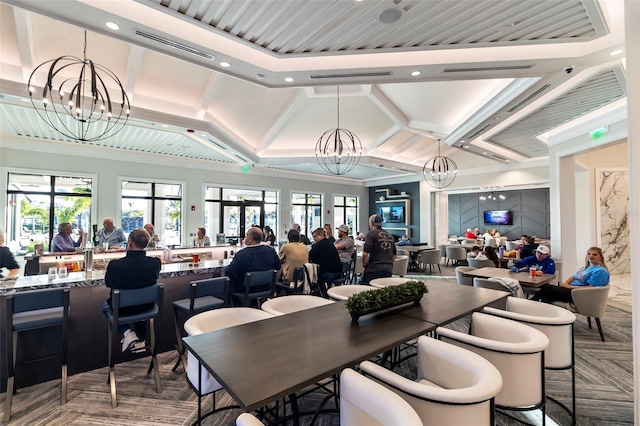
left=334, top=224, right=355, bottom=262
left=361, top=214, right=396, bottom=284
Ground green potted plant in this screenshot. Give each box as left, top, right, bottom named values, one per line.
left=344, top=280, right=427, bottom=322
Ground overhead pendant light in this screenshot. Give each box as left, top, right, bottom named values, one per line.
left=315, top=86, right=362, bottom=176
left=27, top=30, right=130, bottom=142
left=422, top=139, right=457, bottom=189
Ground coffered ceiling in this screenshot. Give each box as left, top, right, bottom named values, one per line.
left=0, top=0, right=628, bottom=183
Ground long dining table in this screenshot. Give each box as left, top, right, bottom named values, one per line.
left=181, top=283, right=508, bottom=420
left=462, top=266, right=557, bottom=288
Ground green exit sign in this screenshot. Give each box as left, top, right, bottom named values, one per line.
left=589, top=125, right=608, bottom=140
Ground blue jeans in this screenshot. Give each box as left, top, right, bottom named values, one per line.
left=101, top=301, right=146, bottom=340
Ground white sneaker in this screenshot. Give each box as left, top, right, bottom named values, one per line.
left=130, top=340, right=146, bottom=353
left=121, top=329, right=139, bottom=352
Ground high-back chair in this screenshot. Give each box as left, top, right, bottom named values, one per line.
left=261, top=295, right=334, bottom=315
left=418, top=249, right=441, bottom=274
left=275, top=265, right=305, bottom=296
left=340, top=368, right=423, bottom=426
left=106, top=283, right=164, bottom=408
left=360, top=336, right=502, bottom=426
left=229, top=270, right=277, bottom=307
left=455, top=266, right=475, bottom=286
left=437, top=312, right=549, bottom=424
left=172, top=277, right=227, bottom=371
left=184, top=308, right=274, bottom=423
left=467, top=258, right=496, bottom=268
left=484, top=297, right=577, bottom=425
left=3, top=287, right=70, bottom=422
left=445, top=246, right=467, bottom=266
left=392, top=255, right=409, bottom=277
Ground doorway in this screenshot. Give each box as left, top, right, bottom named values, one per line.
left=221, top=201, right=264, bottom=243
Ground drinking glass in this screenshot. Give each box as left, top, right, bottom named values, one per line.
left=48, top=266, right=57, bottom=280
left=58, top=266, right=68, bottom=278
left=192, top=253, right=200, bottom=264
left=103, top=242, right=109, bottom=251
left=529, top=265, right=537, bottom=278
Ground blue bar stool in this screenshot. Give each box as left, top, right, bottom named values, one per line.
left=3, top=287, right=70, bottom=422
left=105, top=283, right=164, bottom=408
left=171, top=277, right=228, bottom=372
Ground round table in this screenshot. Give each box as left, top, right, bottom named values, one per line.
left=327, top=285, right=376, bottom=301
left=369, top=277, right=417, bottom=288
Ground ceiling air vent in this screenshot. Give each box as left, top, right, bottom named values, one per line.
left=466, top=123, right=493, bottom=140
left=309, top=72, right=391, bottom=79
left=443, top=65, right=532, bottom=73
left=207, top=138, right=227, bottom=150
left=506, top=84, right=551, bottom=113
left=134, top=29, right=215, bottom=61
left=491, top=154, right=507, bottom=161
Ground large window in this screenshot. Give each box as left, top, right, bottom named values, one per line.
left=205, top=187, right=279, bottom=243
left=333, top=195, right=358, bottom=235
left=121, top=181, right=182, bottom=247
left=6, top=172, right=93, bottom=254
left=291, top=192, right=322, bottom=236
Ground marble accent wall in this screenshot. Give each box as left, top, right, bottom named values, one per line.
left=597, top=169, right=630, bottom=274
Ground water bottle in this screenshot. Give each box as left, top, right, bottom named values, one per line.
left=498, top=246, right=505, bottom=259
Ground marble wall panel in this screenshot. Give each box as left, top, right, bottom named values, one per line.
left=597, top=169, right=630, bottom=274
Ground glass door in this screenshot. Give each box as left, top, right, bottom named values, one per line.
left=221, top=201, right=264, bottom=243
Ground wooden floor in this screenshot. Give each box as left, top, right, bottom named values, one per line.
left=1, top=269, right=634, bottom=425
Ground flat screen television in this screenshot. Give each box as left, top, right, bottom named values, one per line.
left=483, top=210, right=513, bottom=225
left=379, top=205, right=405, bottom=223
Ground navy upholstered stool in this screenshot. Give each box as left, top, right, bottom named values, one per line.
left=3, top=287, right=70, bottom=422
left=105, top=283, right=164, bottom=408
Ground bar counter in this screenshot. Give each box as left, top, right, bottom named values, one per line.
left=0, top=255, right=235, bottom=392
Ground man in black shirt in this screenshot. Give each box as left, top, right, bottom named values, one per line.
left=361, top=214, right=396, bottom=284
left=309, top=227, right=342, bottom=285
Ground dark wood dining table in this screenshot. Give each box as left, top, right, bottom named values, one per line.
left=181, top=283, right=508, bottom=419
left=462, top=266, right=557, bottom=288
left=398, top=244, right=433, bottom=272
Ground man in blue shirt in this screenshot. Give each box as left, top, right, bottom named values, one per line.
left=511, top=245, right=556, bottom=274
left=225, top=226, right=281, bottom=294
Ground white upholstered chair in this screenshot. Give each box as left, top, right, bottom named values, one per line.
left=455, top=266, right=475, bottom=286
left=260, top=295, right=333, bottom=316
left=359, top=336, right=502, bottom=426
left=467, top=258, right=496, bottom=268
left=437, top=313, right=549, bottom=424
left=369, top=277, right=412, bottom=288
left=339, top=368, right=422, bottom=426
left=392, top=255, right=409, bottom=277
left=417, top=249, right=441, bottom=274
left=184, top=308, right=274, bottom=422
left=473, top=277, right=509, bottom=292
left=555, top=285, right=610, bottom=341
left=236, top=413, right=264, bottom=426
left=327, top=285, right=375, bottom=301
left=445, top=246, right=467, bottom=266
left=484, top=297, right=577, bottom=424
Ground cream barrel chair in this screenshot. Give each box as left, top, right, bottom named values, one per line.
left=445, top=246, right=467, bottom=266
left=557, top=286, right=610, bottom=341
left=467, top=258, right=496, bottom=269
left=455, top=266, right=475, bottom=286
left=392, top=255, right=409, bottom=277
left=184, top=308, right=274, bottom=423
left=260, top=295, right=333, bottom=316
left=327, top=285, right=376, bottom=301
left=360, top=336, right=502, bottom=426
left=418, top=249, right=441, bottom=274
left=484, top=297, right=577, bottom=425
left=339, top=368, right=422, bottom=426
left=437, top=312, right=550, bottom=425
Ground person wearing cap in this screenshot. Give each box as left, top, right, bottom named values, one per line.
left=396, top=234, right=411, bottom=246
left=361, top=214, right=396, bottom=285
left=511, top=244, right=556, bottom=274
left=334, top=224, right=355, bottom=262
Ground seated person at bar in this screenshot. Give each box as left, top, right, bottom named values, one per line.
left=323, top=224, right=336, bottom=243
left=396, top=234, right=411, bottom=246
left=262, top=225, right=277, bottom=246
left=511, top=245, right=556, bottom=274
left=144, top=223, right=160, bottom=248
left=334, top=224, right=355, bottom=262
left=292, top=223, right=311, bottom=245
left=532, top=247, right=609, bottom=304
left=51, top=222, right=84, bottom=252
left=519, top=235, right=538, bottom=258
left=97, top=217, right=127, bottom=249
left=194, top=227, right=211, bottom=246
left=279, top=229, right=308, bottom=284
left=225, top=226, right=281, bottom=293
left=102, top=228, right=161, bottom=352
left=0, top=229, right=20, bottom=279
left=464, top=228, right=476, bottom=239
left=309, top=227, right=343, bottom=285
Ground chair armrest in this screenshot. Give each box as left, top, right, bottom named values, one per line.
left=571, top=286, right=609, bottom=317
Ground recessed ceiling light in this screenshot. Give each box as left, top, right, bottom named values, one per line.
left=284, top=77, right=294, bottom=82
left=610, top=49, right=623, bottom=56
left=482, top=152, right=487, bottom=155
left=463, top=145, right=470, bottom=149
left=161, top=124, right=168, bottom=128
left=105, top=22, right=120, bottom=30
left=411, top=71, right=421, bottom=77
left=256, top=74, right=265, bottom=80
left=220, top=61, right=230, bottom=68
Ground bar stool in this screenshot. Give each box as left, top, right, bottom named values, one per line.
left=105, top=283, right=164, bottom=408
left=171, top=277, right=227, bottom=371
left=2, top=287, right=70, bottom=422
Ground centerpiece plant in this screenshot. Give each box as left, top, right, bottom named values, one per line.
left=344, top=280, right=427, bottom=322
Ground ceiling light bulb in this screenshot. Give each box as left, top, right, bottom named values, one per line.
left=220, top=61, right=230, bottom=67
left=411, top=71, right=421, bottom=76
left=284, top=77, right=294, bottom=82
left=105, top=22, right=120, bottom=30
left=610, top=49, right=623, bottom=56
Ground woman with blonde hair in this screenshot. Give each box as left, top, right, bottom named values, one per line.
left=532, top=247, right=609, bottom=304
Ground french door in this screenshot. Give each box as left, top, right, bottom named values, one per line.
left=221, top=201, right=264, bottom=241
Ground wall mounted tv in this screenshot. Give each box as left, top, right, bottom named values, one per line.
left=379, top=206, right=405, bottom=223
left=484, top=210, right=513, bottom=225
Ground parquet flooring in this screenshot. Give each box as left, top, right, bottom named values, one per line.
left=0, top=268, right=633, bottom=425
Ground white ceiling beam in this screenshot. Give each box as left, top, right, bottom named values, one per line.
left=255, top=90, right=308, bottom=156
left=123, top=45, right=143, bottom=103
left=368, top=85, right=408, bottom=128
left=196, top=72, right=222, bottom=119
left=390, top=134, right=425, bottom=160
left=13, top=8, right=35, bottom=82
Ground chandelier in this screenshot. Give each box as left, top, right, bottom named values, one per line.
left=27, top=30, right=130, bottom=142
left=422, top=139, right=458, bottom=189
left=479, top=186, right=506, bottom=201
left=315, top=86, right=362, bottom=175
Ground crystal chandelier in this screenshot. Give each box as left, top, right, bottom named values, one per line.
left=27, top=30, right=130, bottom=142
left=315, top=86, right=362, bottom=175
left=422, top=139, right=458, bottom=189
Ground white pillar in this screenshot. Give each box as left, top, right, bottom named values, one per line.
left=550, top=154, right=579, bottom=280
